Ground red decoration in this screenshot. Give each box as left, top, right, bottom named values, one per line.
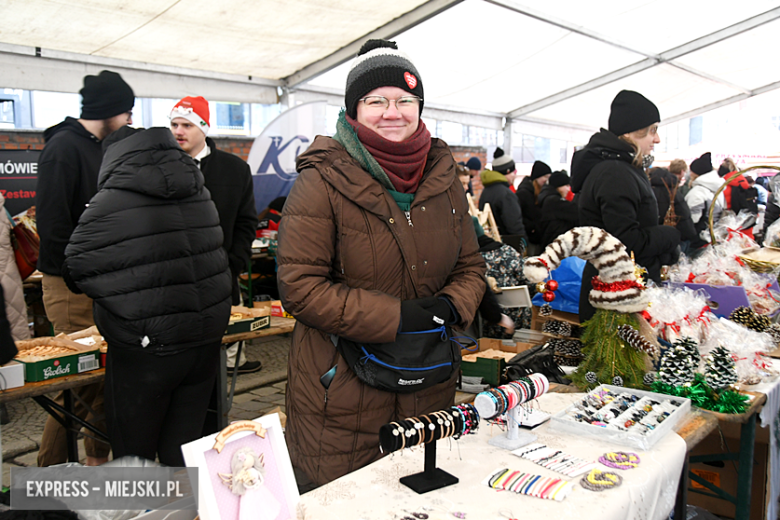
left=591, top=276, right=645, bottom=293
left=546, top=280, right=559, bottom=292
left=542, top=291, right=556, bottom=302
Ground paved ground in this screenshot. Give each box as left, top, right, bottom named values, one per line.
left=0, top=334, right=291, bottom=487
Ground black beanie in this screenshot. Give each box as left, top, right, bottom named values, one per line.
left=531, top=160, right=552, bottom=180
left=466, top=157, right=482, bottom=171
left=80, top=71, right=135, bottom=120
left=345, top=40, right=423, bottom=119
left=549, top=171, right=570, bottom=188
left=608, top=90, right=660, bottom=136
left=690, top=152, right=713, bottom=175
left=492, top=147, right=515, bottom=174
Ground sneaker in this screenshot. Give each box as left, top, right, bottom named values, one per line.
left=230, top=361, right=263, bottom=374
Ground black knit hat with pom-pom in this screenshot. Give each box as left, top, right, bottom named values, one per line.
left=345, top=39, right=424, bottom=119
left=492, top=147, right=515, bottom=174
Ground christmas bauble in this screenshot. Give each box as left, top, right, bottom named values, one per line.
left=536, top=282, right=547, bottom=293
left=542, top=291, right=556, bottom=302
left=546, top=280, right=559, bottom=292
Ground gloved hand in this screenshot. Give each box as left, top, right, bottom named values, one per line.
left=398, top=296, right=457, bottom=332
left=660, top=245, right=681, bottom=266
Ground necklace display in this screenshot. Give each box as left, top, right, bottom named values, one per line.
left=599, top=451, right=640, bottom=470
left=580, top=468, right=623, bottom=492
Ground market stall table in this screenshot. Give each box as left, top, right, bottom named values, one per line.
left=297, top=392, right=688, bottom=520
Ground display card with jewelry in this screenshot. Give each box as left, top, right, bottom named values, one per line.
left=549, top=385, right=691, bottom=450
left=482, top=467, right=575, bottom=501
left=511, top=443, right=598, bottom=477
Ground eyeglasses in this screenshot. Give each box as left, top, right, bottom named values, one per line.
left=359, top=95, right=422, bottom=112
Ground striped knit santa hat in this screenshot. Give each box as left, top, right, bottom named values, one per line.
left=523, top=227, right=649, bottom=313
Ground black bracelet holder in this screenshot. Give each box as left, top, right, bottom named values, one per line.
left=399, top=440, right=458, bottom=494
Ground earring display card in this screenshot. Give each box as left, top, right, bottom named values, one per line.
left=548, top=385, right=691, bottom=450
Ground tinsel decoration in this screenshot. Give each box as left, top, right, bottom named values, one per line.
left=657, top=337, right=699, bottom=387
left=643, top=372, right=655, bottom=385
left=652, top=373, right=748, bottom=414
left=585, top=371, right=598, bottom=384
left=570, top=310, right=647, bottom=390
left=764, top=323, right=780, bottom=345
left=729, top=306, right=771, bottom=333
left=617, top=324, right=658, bottom=356
left=539, top=304, right=554, bottom=317
left=612, top=376, right=624, bottom=386
left=704, top=344, right=738, bottom=391
left=542, top=320, right=572, bottom=337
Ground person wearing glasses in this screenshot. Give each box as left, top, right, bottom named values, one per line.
left=277, top=39, right=485, bottom=488
left=571, top=90, right=680, bottom=321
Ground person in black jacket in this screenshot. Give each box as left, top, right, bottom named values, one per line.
left=516, top=160, right=552, bottom=254
left=572, top=90, right=680, bottom=321
left=35, top=70, right=134, bottom=467
left=649, top=167, right=704, bottom=255
left=479, top=147, right=527, bottom=247
left=539, top=171, right=579, bottom=247
left=169, top=96, right=260, bottom=374
left=64, top=126, right=232, bottom=466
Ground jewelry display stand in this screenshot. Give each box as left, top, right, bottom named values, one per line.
left=400, top=440, right=459, bottom=494
left=487, top=406, right=537, bottom=451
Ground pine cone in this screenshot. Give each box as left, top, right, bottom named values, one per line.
left=542, top=320, right=572, bottom=337
left=617, top=324, right=658, bottom=355
left=612, top=376, right=624, bottom=386
left=585, top=371, right=598, bottom=384
left=643, top=372, right=655, bottom=385
left=539, top=304, right=554, bottom=317
left=766, top=323, right=780, bottom=345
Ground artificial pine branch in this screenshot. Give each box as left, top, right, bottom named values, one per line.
left=571, top=309, right=647, bottom=390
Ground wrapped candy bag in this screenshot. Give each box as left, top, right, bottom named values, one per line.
left=702, top=318, right=777, bottom=384
left=712, top=210, right=758, bottom=250
left=643, top=286, right=713, bottom=343
left=764, top=218, right=780, bottom=248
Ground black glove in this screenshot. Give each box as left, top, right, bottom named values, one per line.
left=398, top=296, right=457, bottom=332
left=660, top=245, right=681, bottom=266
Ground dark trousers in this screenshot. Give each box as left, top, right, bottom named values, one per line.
left=105, top=343, right=220, bottom=467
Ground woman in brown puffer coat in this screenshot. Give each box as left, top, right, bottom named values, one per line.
left=277, top=40, right=485, bottom=488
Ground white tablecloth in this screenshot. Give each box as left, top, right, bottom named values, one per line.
left=746, top=360, right=780, bottom=520
left=297, top=393, right=687, bottom=520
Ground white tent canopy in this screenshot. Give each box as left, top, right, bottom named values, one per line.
left=2, top=0, right=780, bottom=134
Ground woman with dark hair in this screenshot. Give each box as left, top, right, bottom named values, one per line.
left=649, top=167, right=703, bottom=255
left=277, top=40, right=485, bottom=488
left=571, top=90, right=680, bottom=321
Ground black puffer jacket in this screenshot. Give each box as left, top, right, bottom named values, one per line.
left=573, top=129, right=680, bottom=283
left=64, top=127, right=232, bottom=354
left=516, top=176, right=543, bottom=245
left=538, top=183, right=578, bottom=247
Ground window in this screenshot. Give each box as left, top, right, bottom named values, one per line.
left=689, top=116, right=703, bottom=146
left=0, top=100, right=14, bottom=129
left=215, top=102, right=248, bottom=134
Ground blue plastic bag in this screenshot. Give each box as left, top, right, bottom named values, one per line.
left=531, top=256, right=585, bottom=314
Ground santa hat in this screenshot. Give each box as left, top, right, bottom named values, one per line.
left=524, top=227, right=649, bottom=313
left=169, top=96, right=210, bottom=135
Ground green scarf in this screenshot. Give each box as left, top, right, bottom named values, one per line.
left=333, top=110, right=414, bottom=211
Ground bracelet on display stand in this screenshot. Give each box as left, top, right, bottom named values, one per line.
left=378, top=403, right=480, bottom=494
left=473, top=373, right=550, bottom=450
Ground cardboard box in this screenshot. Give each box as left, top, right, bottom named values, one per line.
left=687, top=424, right=768, bottom=520
left=226, top=304, right=272, bottom=335
left=530, top=306, right=580, bottom=331
left=461, top=339, right=534, bottom=386
left=0, top=361, right=25, bottom=389
left=270, top=300, right=294, bottom=319
left=20, top=350, right=100, bottom=382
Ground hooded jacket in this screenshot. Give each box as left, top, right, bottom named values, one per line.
left=479, top=169, right=526, bottom=237
left=649, top=168, right=703, bottom=248
left=277, top=135, right=485, bottom=486
left=516, top=175, right=543, bottom=244
left=685, top=170, right=725, bottom=230
left=36, top=117, right=103, bottom=275
left=0, top=195, right=30, bottom=342
left=573, top=129, right=679, bottom=283
left=64, top=128, right=232, bottom=354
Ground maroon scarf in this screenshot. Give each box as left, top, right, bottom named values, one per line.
left=346, top=115, right=432, bottom=194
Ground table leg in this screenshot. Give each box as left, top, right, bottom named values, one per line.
left=735, top=414, right=756, bottom=520
left=63, top=390, right=78, bottom=463
left=215, top=346, right=228, bottom=430
left=674, top=455, right=689, bottom=519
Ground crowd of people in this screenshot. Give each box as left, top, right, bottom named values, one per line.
left=0, top=36, right=766, bottom=495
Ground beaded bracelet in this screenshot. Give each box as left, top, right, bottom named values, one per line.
left=484, top=468, right=574, bottom=501
left=580, top=468, right=622, bottom=491
left=599, top=451, right=640, bottom=470
left=514, top=443, right=598, bottom=477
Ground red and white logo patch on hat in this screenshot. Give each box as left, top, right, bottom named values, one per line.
left=169, top=96, right=210, bottom=136
left=404, top=72, right=417, bottom=90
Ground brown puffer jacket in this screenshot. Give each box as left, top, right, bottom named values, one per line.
left=277, top=136, right=485, bottom=486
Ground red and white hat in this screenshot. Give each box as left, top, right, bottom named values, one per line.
left=169, top=96, right=210, bottom=136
